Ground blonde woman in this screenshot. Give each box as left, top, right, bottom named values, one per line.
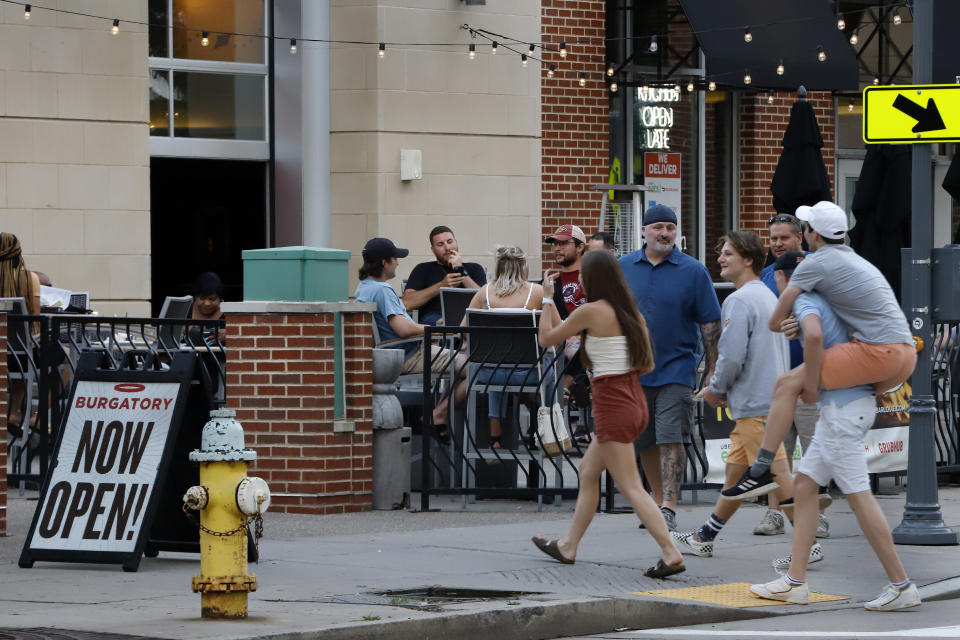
left=465, top=246, right=544, bottom=449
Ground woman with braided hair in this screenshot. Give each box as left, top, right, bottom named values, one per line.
left=0, top=233, right=40, bottom=437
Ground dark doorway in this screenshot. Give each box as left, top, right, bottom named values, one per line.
left=150, top=158, right=268, bottom=316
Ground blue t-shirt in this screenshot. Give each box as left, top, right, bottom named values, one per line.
left=761, top=261, right=804, bottom=369
left=355, top=278, right=419, bottom=359
left=793, top=292, right=873, bottom=407
left=620, top=246, right=721, bottom=388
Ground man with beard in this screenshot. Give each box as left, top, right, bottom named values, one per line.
left=544, top=224, right=589, bottom=410
left=404, top=226, right=486, bottom=325
left=620, top=205, right=721, bottom=530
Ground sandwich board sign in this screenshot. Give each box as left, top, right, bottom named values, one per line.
left=20, top=351, right=194, bottom=572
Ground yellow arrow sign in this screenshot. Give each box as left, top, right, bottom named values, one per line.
left=863, top=84, right=960, bottom=144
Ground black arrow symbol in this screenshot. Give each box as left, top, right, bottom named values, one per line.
left=893, top=94, right=946, bottom=133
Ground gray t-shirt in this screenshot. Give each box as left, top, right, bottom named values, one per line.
left=788, top=245, right=912, bottom=346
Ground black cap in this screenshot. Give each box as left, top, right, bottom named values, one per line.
left=362, top=237, right=409, bottom=262
left=773, top=250, right=805, bottom=274
left=642, top=204, right=678, bottom=226
left=194, top=271, right=223, bottom=298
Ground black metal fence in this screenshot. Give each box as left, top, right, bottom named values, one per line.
left=933, top=322, right=960, bottom=474
left=6, top=314, right=226, bottom=490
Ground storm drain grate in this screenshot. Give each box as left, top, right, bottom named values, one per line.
left=269, top=587, right=543, bottom=612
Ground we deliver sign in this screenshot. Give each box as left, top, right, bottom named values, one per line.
left=30, top=381, right=179, bottom=552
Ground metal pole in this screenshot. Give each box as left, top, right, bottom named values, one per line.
left=893, top=0, right=959, bottom=545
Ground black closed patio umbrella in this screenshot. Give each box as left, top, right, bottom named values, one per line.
left=770, top=87, right=833, bottom=214
left=943, top=154, right=960, bottom=244
left=848, top=144, right=911, bottom=302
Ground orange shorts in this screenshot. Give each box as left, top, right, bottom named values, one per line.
left=726, top=417, right=788, bottom=467
left=820, top=340, right=916, bottom=393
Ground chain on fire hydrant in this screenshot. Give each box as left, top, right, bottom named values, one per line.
left=182, top=408, right=270, bottom=619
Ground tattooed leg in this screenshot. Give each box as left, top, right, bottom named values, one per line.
left=660, top=443, right=685, bottom=511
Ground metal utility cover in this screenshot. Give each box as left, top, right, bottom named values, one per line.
left=863, top=85, right=960, bottom=143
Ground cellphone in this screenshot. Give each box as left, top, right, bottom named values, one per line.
left=454, top=266, right=466, bottom=275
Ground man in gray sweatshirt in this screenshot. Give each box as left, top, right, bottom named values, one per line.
left=672, top=231, right=796, bottom=558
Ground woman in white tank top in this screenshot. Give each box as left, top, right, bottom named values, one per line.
left=465, top=246, right=544, bottom=448
left=530, top=250, right=685, bottom=579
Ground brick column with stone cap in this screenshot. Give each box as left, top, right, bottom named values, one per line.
left=222, top=301, right=376, bottom=515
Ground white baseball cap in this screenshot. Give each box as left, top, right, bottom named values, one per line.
left=795, top=201, right=851, bottom=239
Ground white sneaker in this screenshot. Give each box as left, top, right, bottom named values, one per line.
left=671, top=530, right=713, bottom=557
left=864, top=583, right=921, bottom=611
left=753, top=508, right=786, bottom=536
left=750, top=575, right=810, bottom=604
left=816, top=513, right=830, bottom=538
left=772, top=542, right=824, bottom=572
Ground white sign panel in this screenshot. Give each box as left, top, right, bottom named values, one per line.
left=30, top=380, right=180, bottom=552
left=643, top=152, right=683, bottom=245
left=864, top=426, right=909, bottom=474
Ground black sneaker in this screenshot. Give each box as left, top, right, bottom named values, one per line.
left=721, top=469, right=779, bottom=501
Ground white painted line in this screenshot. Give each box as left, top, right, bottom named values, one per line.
left=631, top=627, right=960, bottom=638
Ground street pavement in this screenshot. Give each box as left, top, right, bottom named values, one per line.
left=0, top=478, right=958, bottom=640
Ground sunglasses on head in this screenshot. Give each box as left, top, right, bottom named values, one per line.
left=768, top=214, right=796, bottom=225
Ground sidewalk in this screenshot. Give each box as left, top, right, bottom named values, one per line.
left=0, top=480, right=958, bottom=640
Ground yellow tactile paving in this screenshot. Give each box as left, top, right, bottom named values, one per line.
left=633, top=582, right=849, bottom=608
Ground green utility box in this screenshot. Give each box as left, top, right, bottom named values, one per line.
left=242, top=246, right=351, bottom=302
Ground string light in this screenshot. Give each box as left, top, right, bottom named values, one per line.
left=201, top=30, right=209, bottom=46
left=578, top=72, right=586, bottom=87
left=687, top=80, right=695, bottom=92
left=674, top=84, right=681, bottom=93
left=641, top=80, right=649, bottom=92
left=559, top=41, right=567, bottom=58
left=873, top=75, right=880, bottom=85
left=547, top=63, right=555, bottom=78
left=24, top=4, right=30, bottom=19
left=849, top=28, right=859, bottom=45
left=743, top=69, right=752, bottom=84
left=708, top=80, right=716, bottom=91
left=610, top=81, right=618, bottom=93
left=767, top=90, right=775, bottom=104
left=776, top=58, right=785, bottom=75
left=607, top=64, right=615, bottom=77
left=743, top=27, right=752, bottom=43
left=491, top=41, right=497, bottom=54
left=378, top=42, right=385, bottom=58
left=817, top=46, right=826, bottom=62
left=289, top=38, right=297, bottom=54
left=837, top=14, right=846, bottom=30
left=528, top=43, right=535, bottom=56
left=468, top=43, right=476, bottom=59
left=521, top=53, right=528, bottom=67
left=111, top=19, right=120, bottom=35
left=892, top=7, right=902, bottom=25
left=648, top=35, right=658, bottom=53
left=848, top=99, right=855, bottom=112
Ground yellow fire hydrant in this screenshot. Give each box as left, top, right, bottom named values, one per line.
left=183, top=408, right=270, bottom=619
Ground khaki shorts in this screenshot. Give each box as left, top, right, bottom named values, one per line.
left=402, top=344, right=467, bottom=376
left=726, top=417, right=788, bottom=467
left=821, top=340, right=916, bottom=393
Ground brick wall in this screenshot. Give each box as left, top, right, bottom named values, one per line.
left=0, top=314, right=6, bottom=536
left=739, top=91, right=837, bottom=243
left=541, top=0, right=609, bottom=270
left=224, top=306, right=374, bottom=515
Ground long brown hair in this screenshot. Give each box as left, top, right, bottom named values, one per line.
left=0, top=233, right=35, bottom=307
left=578, top=250, right=654, bottom=374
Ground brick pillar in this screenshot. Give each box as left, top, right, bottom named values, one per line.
left=541, top=0, right=609, bottom=271
left=0, top=313, right=7, bottom=536
left=739, top=91, right=837, bottom=243
left=222, top=302, right=375, bottom=515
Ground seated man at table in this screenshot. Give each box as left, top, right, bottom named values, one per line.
left=356, top=237, right=467, bottom=441
left=402, top=226, right=486, bottom=325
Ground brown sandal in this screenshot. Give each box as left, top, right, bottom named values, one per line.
left=643, top=558, right=686, bottom=579
left=531, top=535, right=575, bottom=564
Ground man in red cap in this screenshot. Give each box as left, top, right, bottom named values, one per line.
left=546, top=224, right=587, bottom=317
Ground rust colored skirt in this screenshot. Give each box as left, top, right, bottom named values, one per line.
left=591, top=372, right=649, bottom=443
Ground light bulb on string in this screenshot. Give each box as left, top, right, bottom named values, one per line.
left=378, top=42, right=385, bottom=58
left=848, top=99, right=855, bottom=112
left=837, top=14, right=846, bottom=30
left=767, top=90, right=775, bottom=104
left=674, top=84, right=681, bottom=93
left=743, top=69, right=752, bottom=85
left=579, top=72, right=586, bottom=87
left=708, top=80, right=716, bottom=91
left=491, top=41, right=498, bottom=55
left=112, top=19, right=120, bottom=35
left=24, top=4, right=30, bottom=19
left=743, top=27, right=752, bottom=43
left=817, top=46, right=826, bottom=62
left=893, top=8, right=902, bottom=25
left=610, top=81, right=618, bottom=93
left=521, top=53, right=528, bottom=67
left=873, top=75, right=880, bottom=85
left=849, top=28, right=859, bottom=45
left=289, top=38, right=297, bottom=54
left=547, top=63, right=555, bottom=78
left=559, top=41, right=567, bottom=58
left=776, top=59, right=785, bottom=75
left=687, top=80, right=695, bottom=92
left=607, top=64, right=615, bottom=77
left=648, top=35, right=658, bottom=53
left=468, top=43, right=476, bottom=59
left=529, top=43, right=535, bottom=56
left=201, top=30, right=209, bottom=46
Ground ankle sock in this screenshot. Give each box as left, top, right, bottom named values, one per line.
left=892, top=578, right=912, bottom=591
left=696, top=513, right=726, bottom=542
left=785, top=573, right=805, bottom=586
left=750, top=448, right=775, bottom=478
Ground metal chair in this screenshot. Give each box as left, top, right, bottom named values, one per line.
left=439, top=287, right=478, bottom=327
left=156, top=295, right=193, bottom=352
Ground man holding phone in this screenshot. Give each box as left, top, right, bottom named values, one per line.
left=403, top=226, right=486, bottom=325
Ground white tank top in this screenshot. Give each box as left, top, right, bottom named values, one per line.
left=484, top=283, right=534, bottom=310
left=584, top=335, right=633, bottom=377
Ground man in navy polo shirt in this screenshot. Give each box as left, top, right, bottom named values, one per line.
left=619, top=205, right=721, bottom=530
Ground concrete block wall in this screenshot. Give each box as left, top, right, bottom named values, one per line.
left=540, top=0, right=609, bottom=271
left=223, top=303, right=374, bottom=514
left=0, top=2, right=151, bottom=317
